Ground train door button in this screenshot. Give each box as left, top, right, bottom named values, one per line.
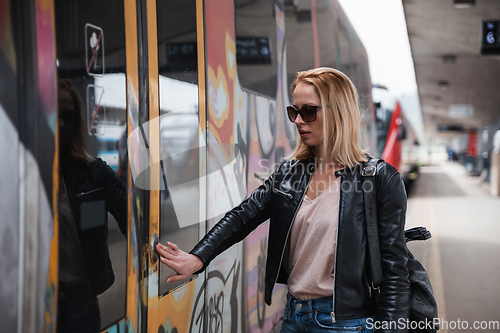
left=150, top=232, right=160, bottom=263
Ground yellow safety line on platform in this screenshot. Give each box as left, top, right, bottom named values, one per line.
left=424, top=167, right=448, bottom=333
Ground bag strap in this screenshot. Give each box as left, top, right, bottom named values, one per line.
left=362, top=158, right=384, bottom=290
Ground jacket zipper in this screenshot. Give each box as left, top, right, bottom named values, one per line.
left=76, top=187, right=104, bottom=198
left=272, top=173, right=312, bottom=291
left=331, top=175, right=343, bottom=323
left=363, top=269, right=371, bottom=297
left=275, top=189, right=293, bottom=200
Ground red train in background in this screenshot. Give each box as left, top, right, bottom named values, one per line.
left=372, top=84, right=420, bottom=187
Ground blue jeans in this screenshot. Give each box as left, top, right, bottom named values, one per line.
left=281, top=293, right=376, bottom=333
left=57, top=284, right=101, bottom=333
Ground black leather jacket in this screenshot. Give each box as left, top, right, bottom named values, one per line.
left=62, top=157, right=127, bottom=296
left=191, top=158, right=410, bottom=329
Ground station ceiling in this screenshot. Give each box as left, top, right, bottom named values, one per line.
left=402, top=0, right=500, bottom=138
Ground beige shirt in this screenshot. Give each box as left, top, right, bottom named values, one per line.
left=285, top=177, right=340, bottom=299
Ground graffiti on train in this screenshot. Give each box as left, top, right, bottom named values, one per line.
left=256, top=238, right=267, bottom=329
left=189, top=260, right=241, bottom=333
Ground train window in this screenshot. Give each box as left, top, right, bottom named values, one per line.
left=376, top=106, right=393, bottom=156
left=54, top=0, right=127, bottom=329
left=315, top=0, right=340, bottom=70
left=156, top=0, right=201, bottom=295
left=337, top=19, right=354, bottom=77
left=157, top=0, right=198, bottom=84
left=234, top=0, right=278, bottom=97
left=355, top=50, right=372, bottom=111
left=285, top=0, right=315, bottom=98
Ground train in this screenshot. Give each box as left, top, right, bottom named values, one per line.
left=0, top=0, right=416, bottom=332
left=371, top=84, right=420, bottom=188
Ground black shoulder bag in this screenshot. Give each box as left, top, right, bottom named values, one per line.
left=362, top=158, right=439, bottom=333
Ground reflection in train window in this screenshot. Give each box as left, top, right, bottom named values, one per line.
left=156, top=0, right=201, bottom=295
left=235, top=0, right=278, bottom=97
left=54, top=0, right=127, bottom=329
left=157, top=0, right=198, bottom=84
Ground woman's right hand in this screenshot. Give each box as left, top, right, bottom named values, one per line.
left=155, top=242, right=204, bottom=282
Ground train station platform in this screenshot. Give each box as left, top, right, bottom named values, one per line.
left=406, top=156, right=500, bottom=332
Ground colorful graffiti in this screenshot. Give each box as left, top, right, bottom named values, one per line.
left=190, top=260, right=241, bottom=333
left=202, top=0, right=291, bottom=331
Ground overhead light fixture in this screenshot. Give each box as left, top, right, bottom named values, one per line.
left=449, top=104, right=473, bottom=118
left=437, top=125, right=464, bottom=132
left=442, top=54, right=456, bottom=64
left=438, top=81, right=449, bottom=90
left=453, top=0, right=475, bottom=9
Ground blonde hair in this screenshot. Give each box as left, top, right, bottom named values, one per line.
left=288, top=67, right=367, bottom=168
left=58, top=79, right=94, bottom=162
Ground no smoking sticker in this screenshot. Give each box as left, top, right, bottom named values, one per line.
left=85, top=23, right=105, bottom=76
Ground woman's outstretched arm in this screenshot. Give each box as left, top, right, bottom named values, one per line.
left=156, top=161, right=287, bottom=279
left=155, top=242, right=203, bottom=282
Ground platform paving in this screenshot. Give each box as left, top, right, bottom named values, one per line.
left=406, top=158, right=500, bottom=332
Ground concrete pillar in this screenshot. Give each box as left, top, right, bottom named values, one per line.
left=491, top=152, right=500, bottom=196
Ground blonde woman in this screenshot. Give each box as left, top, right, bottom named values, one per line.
left=156, top=68, right=409, bottom=333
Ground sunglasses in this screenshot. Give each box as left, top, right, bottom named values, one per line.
left=286, top=105, right=322, bottom=122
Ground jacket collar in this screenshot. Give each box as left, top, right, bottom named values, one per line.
left=333, top=154, right=373, bottom=177
left=297, top=154, right=372, bottom=177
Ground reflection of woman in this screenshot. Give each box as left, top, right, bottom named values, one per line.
left=157, top=68, right=409, bottom=332
left=57, top=79, right=127, bottom=332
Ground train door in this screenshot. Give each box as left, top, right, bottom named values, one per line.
left=54, top=0, right=207, bottom=331
left=142, top=0, right=207, bottom=331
